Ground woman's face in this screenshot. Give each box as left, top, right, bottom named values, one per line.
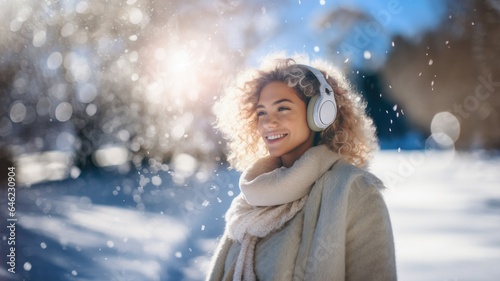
left=256, top=81, right=315, bottom=167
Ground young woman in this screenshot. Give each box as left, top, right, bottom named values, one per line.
left=207, top=56, right=397, bottom=281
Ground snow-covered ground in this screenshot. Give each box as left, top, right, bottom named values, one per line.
left=1, top=150, right=499, bottom=280
left=372, top=150, right=500, bottom=281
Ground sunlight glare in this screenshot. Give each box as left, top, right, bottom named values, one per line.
left=156, top=49, right=200, bottom=102
left=170, top=50, right=191, bottom=73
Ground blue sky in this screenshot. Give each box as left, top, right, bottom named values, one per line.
left=247, top=0, right=447, bottom=68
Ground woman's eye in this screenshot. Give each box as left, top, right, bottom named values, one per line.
left=278, top=106, right=290, bottom=112
left=257, top=111, right=266, bottom=117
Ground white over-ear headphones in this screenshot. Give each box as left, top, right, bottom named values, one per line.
left=297, top=64, right=337, bottom=132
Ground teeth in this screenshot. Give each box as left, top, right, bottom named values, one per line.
left=267, top=134, right=286, bottom=140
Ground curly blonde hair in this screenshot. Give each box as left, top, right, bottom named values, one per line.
left=213, top=54, right=378, bottom=171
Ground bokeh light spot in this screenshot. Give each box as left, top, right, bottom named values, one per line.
left=431, top=112, right=460, bottom=144
left=55, top=102, right=73, bottom=122
left=47, top=52, right=63, bottom=70
left=77, top=83, right=97, bottom=103
left=364, top=50, right=372, bottom=60
left=10, top=102, right=27, bottom=123
left=76, top=1, right=89, bottom=14
left=56, top=132, right=76, bottom=150
left=33, top=30, right=47, bottom=47
left=61, top=22, right=77, bottom=37
left=128, top=7, right=143, bottom=25
left=86, top=104, right=97, bottom=116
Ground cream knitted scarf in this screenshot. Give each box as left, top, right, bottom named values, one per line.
left=225, top=145, right=341, bottom=281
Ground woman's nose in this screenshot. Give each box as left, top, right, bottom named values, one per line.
left=262, top=114, right=278, bottom=128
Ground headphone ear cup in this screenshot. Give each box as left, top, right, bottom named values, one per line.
left=307, top=95, right=323, bottom=132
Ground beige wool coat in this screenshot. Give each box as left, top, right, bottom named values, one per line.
left=207, top=153, right=397, bottom=281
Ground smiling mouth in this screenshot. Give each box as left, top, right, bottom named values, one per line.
left=266, top=134, right=288, bottom=141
